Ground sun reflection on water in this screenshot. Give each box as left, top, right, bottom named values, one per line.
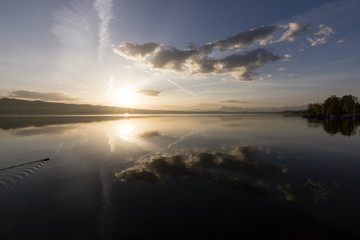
left=119, top=124, right=133, bottom=139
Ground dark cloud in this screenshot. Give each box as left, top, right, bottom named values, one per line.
left=149, top=48, right=280, bottom=81
left=191, top=48, right=281, bottom=81
left=114, top=42, right=162, bottom=59
left=202, top=25, right=278, bottom=52
left=137, top=89, right=161, bottom=96
left=114, top=22, right=312, bottom=81
left=150, top=47, right=199, bottom=71
left=5, top=90, right=78, bottom=101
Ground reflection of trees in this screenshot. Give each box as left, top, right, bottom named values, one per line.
left=116, top=146, right=278, bottom=198
left=307, top=119, right=360, bottom=136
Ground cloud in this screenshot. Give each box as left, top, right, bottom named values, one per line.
left=114, top=42, right=163, bottom=59
left=5, top=90, right=78, bottom=102
left=150, top=47, right=199, bottom=71
left=277, top=22, right=312, bottom=42
left=52, top=1, right=97, bottom=51
left=114, top=22, right=316, bottom=81
left=201, top=25, right=278, bottom=52
left=52, top=0, right=116, bottom=68
left=94, top=0, right=113, bottom=61
left=287, top=73, right=298, bottom=77
left=137, top=89, right=161, bottom=96
left=195, top=49, right=281, bottom=81
left=259, top=73, right=272, bottom=81
left=337, top=39, right=345, bottom=44
left=307, top=24, right=335, bottom=47
left=221, top=99, right=250, bottom=104
left=115, top=42, right=281, bottom=81
left=278, top=67, right=285, bottom=71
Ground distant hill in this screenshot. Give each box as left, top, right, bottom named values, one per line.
left=219, top=105, right=307, bottom=113
left=0, top=98, right=175, bottom=115
left=0, top=98, right=305, bottom=115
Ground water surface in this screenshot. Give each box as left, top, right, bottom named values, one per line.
left=0, top=115, right=359, bottom=239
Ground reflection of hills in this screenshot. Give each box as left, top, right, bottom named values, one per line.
left=0, top=158, right=50, bottom=190
left=0, top=116, right=131, bottom=130
left=307, top=119, right=360, bottom=136
left=116, top=146, right=278, bottom=198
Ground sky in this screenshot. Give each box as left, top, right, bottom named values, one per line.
left=1, top=0, right=360, bottom=111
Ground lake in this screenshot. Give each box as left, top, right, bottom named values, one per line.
left=0, top=115, right=359, bottom=239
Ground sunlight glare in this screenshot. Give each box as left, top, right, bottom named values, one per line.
left=118, top=124, right=133, bottom=139
left=115, top=87, right=135, bottom=107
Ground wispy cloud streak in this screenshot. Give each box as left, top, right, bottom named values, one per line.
left=52, top=0, right=96, bottom=50
left=136, top=64, right=197, bottom=97
left=52, top=0, right=114, bottom=61
left=94, top=0, right=113, bottom=61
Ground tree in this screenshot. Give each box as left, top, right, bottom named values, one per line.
left=307, top=103, right=322, bottom=115
left=323, top=95, right=340, bottom=116
left=341, top=95, right=355, bottom=115
left=306, top=94, right=359, bottom=116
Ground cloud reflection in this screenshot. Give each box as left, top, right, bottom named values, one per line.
left=115, top=145, right=335, bottom=203
left=138, top=130, right=161, bottom=138
left=116, top=146, right=277, bottom=198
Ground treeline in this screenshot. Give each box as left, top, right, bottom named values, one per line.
left=0, top=98, right=165, bottom=115
left=306, top=95, right=359, bottom=116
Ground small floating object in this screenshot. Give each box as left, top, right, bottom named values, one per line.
left=0, top=158, right=50, bottom=190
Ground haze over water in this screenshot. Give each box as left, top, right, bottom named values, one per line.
left=0, top=115, right=359, bottom=239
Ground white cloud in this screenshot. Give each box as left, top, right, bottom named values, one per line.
left=287, top=73, right=298, bottom=77
left=276, top=22, right=312, bottom=42
left=307, top=24, right=335, bottom=47
left=94, top=0, right=113, bottom=61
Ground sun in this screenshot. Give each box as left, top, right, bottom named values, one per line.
left=114, top=87, right=135, bottom=107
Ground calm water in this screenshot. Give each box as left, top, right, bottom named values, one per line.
left=0, top=115, right=359, bottom=239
